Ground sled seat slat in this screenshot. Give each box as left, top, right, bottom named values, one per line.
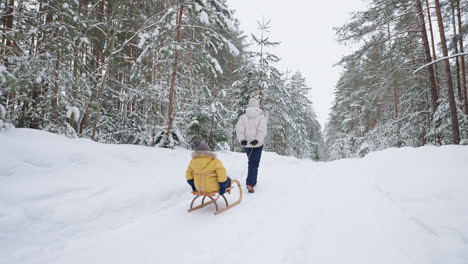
left=191, top=186, right=233, bottom=196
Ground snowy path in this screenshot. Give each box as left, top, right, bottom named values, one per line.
left=1, top=129, right=468, bottom=264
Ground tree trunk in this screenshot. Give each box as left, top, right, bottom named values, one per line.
left=450, top=2, right=462, bottom=101
left=81, top=0, right=104, bottom=138
left=91, top=0, right=112, bottom=140
left=434, top=0, right=460, bottom=144
left=30, top=86, right=41, bottom=129
left=79, top=113, right=87, bottom=135
left=4, top=0, right=14, bottom=52
left=167, top=0, right=185, bottom=131
left=425, top=0, right=441, bottom=94
left=456, top=0, right=468, bottom=115
left=387, top=23, right=399, bottom=121
left=259, top=24, right=265, bottom=108
left=29, top=0, right=54, bottom=129
left=52, top=0, right=64, bottom=123
left=3, top=0, right=14, bottom=108
left=1, top=0, right=6, bottom=51
left=415, top=0, right=439, bottom=113
left=38, top=2, right=53, bottom=126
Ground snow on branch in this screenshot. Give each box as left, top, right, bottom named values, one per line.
left=180, top=24, right=239, bottom=56
left=413, top=52, right=468, bottom=74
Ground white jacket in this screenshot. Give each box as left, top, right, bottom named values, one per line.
left=235, top=107, right=267, bottom=148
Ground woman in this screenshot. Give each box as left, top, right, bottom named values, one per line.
left=235, top=98, right=267, bottom=193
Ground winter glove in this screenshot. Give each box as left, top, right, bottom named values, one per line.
left=218, top=180, right=229, bottom=195
left=187, top=179, right=196, bottom=191
left=240, top=140, right=248, bottom=146
left=250, top=140, right=258, bottom=146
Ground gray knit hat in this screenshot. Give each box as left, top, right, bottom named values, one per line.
left=192, top=139, right=201, bottom=150
left=195, top=141, right=210, bottom=151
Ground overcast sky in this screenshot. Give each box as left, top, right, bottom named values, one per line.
left=228, top=0, right=367, bottom=127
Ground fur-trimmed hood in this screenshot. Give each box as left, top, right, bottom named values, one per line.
left=192, top=151, right=217, bottom=159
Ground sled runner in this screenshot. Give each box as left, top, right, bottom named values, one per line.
left=188, top=174, right=242, bottom=215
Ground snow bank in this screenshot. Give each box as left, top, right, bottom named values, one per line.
left=0, top=129, right=467, bottom=264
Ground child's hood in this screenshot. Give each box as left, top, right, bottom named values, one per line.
left=191, top=151, right=217, bottom=169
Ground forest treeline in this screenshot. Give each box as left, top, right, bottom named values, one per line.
left=5, top=0, right=463, bottom=162
left=325, top=0, right=468, bottom=160
left=0, top=0, right=323, bottom=160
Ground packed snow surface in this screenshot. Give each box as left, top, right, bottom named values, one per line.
left=1, top=129, right=468, bottom=264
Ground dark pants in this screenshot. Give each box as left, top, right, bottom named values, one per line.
left=244, top=146, right=263, bottom=187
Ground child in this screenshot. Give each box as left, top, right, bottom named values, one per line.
left=186, top=141, right=231, bottom=195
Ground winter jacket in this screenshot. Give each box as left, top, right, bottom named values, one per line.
left=186, top=151, right=227, bottom=192
left=235, top=107, right=268, bottom=148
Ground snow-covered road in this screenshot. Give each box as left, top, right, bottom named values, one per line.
left=1, top=129, right=467, bottom=264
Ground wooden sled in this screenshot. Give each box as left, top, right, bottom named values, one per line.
left=188, top=179, right=242, bottom=215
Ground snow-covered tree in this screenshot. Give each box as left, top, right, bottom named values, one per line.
left=326, top=0, right=468, bottom=160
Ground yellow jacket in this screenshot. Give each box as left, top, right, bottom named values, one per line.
left=186, top=151, right=227, bottom=192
